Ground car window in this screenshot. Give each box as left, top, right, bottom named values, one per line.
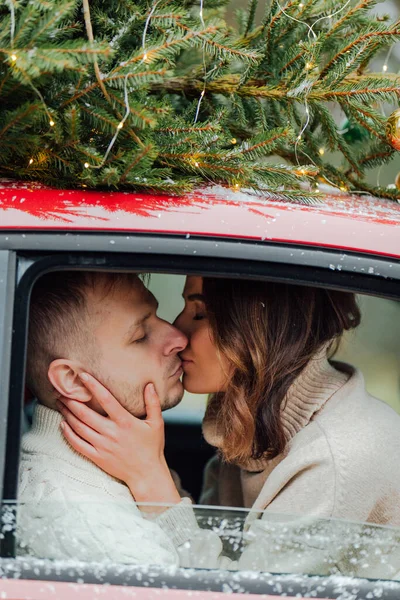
left=11, top=267, right=400, bottom=597
left=2, top=500, right=400, bottom=581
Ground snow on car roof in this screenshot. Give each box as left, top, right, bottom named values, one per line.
left=0, top=181, right=399, bottom=258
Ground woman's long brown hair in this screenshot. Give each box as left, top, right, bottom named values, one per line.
left=203, top=279, right=361, bottom=464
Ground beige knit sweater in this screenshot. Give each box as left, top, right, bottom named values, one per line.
left=197, top=355, right=400, bottom=578
left=201, top=354, right=400, bottom=525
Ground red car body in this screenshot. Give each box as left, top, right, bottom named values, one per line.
left=0, top=182, right=399, bottom=257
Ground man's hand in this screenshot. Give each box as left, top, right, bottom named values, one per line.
left=57, top=374, right=181, bottom=513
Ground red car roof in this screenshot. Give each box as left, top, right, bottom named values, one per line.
left=0, top=181, right=399, bottom=258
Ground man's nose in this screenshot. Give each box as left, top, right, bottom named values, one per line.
left=164, top=323, right=188, bottom=355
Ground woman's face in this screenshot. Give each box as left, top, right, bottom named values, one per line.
left=174, top=276, right=230, bottom=394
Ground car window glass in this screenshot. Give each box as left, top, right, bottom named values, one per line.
left=3, top=500, right=400, bottom=581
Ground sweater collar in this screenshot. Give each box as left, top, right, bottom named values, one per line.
left=202, top=346, right=350, bottom=472
left=22, top=404, right=119, bottom=482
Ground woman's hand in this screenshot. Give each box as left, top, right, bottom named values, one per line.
left=57, top=374, right=181, bottom=513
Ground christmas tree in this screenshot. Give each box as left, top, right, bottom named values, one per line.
left=0, top=0, right=399, bottom=202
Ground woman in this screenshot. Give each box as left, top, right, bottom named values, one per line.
left=58, top=277, right=400, bottom=575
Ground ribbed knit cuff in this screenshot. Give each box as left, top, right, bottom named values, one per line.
left=154, top=498, right=200, bottom=548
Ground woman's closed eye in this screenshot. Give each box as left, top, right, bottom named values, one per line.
left=193, top=313, right=205, bottom=321
left=132, top=334, right=148, bottom=344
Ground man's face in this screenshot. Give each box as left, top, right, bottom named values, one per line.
left=84, top=278, right=187, bottom=417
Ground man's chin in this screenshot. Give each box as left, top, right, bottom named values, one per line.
left=161, top=381, right=184, bottom=411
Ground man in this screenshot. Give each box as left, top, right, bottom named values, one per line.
left=18, top=271, right=199, bottom=565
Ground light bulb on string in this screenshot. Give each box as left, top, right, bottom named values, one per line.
left=11, top=54, right=17, bottom=62
left=382, top=44, right=395, bottom=74
left=142, top=0, right=160, bottom=63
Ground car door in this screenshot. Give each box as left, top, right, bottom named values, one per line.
left=1, top=236, right=400, bottom=600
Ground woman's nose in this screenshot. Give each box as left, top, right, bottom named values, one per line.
left=173, top=312, right=189, bottom=337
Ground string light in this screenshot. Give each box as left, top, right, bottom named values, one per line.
left=142, top=0, right=160, bottom=63
left=319, top=147, right=325, bottom=156
left=277, top=0, right=352, bottom=41
left=382, top=43, right=395, bottom=73
left=7, top=0, right=15, bottom=47
left=86, top=73, right=131, bottom=169
left=294, top=99, right=310, bottom=167
left=194, top=161, right=199, bottom=167
left=194, top=89, right=205, bottom=124
left=8, top=3, right=58, bottom=131
left=231, top=138, right=237, bottom=144
left=84, top=162, right=90, bottom=168
left=278, top=0, right=355, bottom=194
left=193, top=0, right=208, bottom=124
left=29, top=158, right=33, bottom=165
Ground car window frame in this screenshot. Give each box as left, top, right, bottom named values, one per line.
left=0, top=251, right=16, bottom=504
left=0, top=233, right=399, bottom=596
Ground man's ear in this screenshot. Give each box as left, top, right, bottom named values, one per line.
left=48, top=359, right=92, bottom=402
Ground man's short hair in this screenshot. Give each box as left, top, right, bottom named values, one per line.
left=26, top=271, right=140, bottom=406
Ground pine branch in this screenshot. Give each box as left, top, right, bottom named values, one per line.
left=320, top=28, right=400, bottom=79
left=324, top=0, right=378, bottom=41
left=244, top=0, right=258, bottom=36
left=1, top=0, right=399, bottom=201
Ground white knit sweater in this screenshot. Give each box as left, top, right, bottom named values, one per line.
left=18, top=405, right=223, bottom=567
